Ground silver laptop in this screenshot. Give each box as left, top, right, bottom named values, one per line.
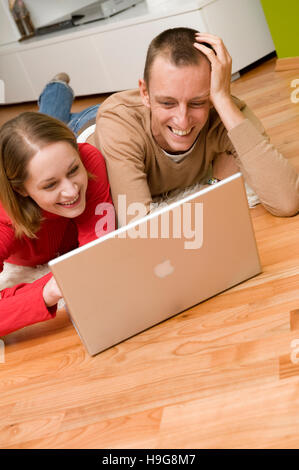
left=49, top=173, right=261, bottom=356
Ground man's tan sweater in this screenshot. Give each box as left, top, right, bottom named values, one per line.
left=95, top=89, right=299, bottom=224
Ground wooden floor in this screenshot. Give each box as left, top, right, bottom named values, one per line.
left=0, top=58, right=299, bottom=449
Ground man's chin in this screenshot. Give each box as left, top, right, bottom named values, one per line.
left=165, top=137, right=198, bottom=155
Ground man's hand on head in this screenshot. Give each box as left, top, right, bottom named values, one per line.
left=194, top=32, right=232, bottom=106
left=194, top=32, right=246, bottom=131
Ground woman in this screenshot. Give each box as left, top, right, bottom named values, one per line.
left=0, top=111, right=115, bottom=336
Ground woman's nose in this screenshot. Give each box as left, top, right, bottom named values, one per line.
left=61, top=180, right=78, bottom=198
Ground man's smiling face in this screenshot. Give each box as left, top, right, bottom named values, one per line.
left=139, top=55, right=211, bottom=154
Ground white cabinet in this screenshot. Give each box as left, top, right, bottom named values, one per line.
left=0, top=79, right=4, bottom=103
left=0, top=52, right=34, bottom=103
left=0, top=0, right=274, bottom=104
left=19, top=36, right=111, bottom=97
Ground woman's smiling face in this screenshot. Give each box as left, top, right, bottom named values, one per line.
left=23, top=141, right=88, bottom=218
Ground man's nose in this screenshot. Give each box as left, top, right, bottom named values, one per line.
left=174, top=105, right=190, bottom=129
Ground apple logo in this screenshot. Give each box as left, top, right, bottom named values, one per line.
left=154, top=260, right=174, bottom=278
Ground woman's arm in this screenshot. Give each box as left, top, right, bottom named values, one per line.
left=0, top=272, right=57, bottom=336
left=0, top=215, right=58, bottom=337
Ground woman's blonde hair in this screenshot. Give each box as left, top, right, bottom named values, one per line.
left=0, top=112, right=78, bottom=238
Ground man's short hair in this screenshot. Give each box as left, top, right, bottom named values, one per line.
left=143, top=27, right=213, bottom=86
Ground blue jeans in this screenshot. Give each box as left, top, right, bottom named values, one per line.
left=38, top=80, right=99, bottom=136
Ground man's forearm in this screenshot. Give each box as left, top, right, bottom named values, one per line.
left=213, top=96, right=298, bottom=217
left=227, top=118, right=299, bottom=217
left=213, top=95, right=246, bottom=132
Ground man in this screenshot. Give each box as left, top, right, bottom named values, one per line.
left=95, top=28, right=298, bottom=225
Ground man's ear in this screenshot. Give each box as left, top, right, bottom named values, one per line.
left=138, top=79, right=150, bottom=108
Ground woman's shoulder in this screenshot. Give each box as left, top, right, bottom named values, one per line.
left=78, top=142, right=107, bottom=176
left=0, top=202, right=13, bottom=226
left=78, top=142, right=105, bottom=165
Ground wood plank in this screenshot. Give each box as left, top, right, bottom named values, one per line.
left=157, top=378, right=299, bottom=449
left=279, top=354, right=299, bottom=380
left=3, top=407, right=163, bottom=450
left=290, top=310, right=299, bottom=331
left=275, top=57, right=299, bottom=72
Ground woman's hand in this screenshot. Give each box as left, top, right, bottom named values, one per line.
left=194, top=32, right=232, bottom=106
left=43, top=276, right=62, bottom=307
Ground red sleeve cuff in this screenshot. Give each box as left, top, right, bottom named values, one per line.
left=0, top=272, right=57, bottom=336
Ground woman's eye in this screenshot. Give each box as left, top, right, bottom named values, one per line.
left=43, top=181, right=56, bottom=190
left=68, top=165, right=79, bottom=175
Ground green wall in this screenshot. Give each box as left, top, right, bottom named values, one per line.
left=260, top=0, right=299, bottom=58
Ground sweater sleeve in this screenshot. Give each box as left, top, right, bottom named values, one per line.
left=0, top=210, right=57, bottom=337
left=225, top=105, right=299, bottom=217
left=0, top=272, right=57, bottom=337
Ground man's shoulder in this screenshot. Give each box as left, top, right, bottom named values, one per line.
left=97, top=88, right=150, bottom=144
left=99, top=88, right=144, bottom=115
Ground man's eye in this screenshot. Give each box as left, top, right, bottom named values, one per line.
left=161, top=102, right=175, bottom=107
left=190, top=102, right=205, bottom=107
